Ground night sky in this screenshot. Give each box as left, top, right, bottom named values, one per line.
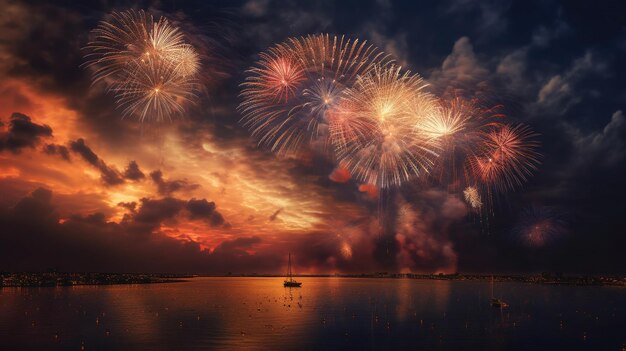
left=1, top=0, right=625, bottom=275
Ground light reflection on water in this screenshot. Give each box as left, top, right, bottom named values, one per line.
left=0, top=277, right=623, bottom=350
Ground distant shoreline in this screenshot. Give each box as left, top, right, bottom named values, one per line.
left=0, top=272, right=189, bottom=288
left=2, top=272, right=623, bottom=288
left=205, top=273, right=626, bottom=287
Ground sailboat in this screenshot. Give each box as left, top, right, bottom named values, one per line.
left=283, top=253, right=302, bottom=287
left=490, top=275, right=508, bottom=308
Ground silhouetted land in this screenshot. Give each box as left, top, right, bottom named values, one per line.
left=0, top=272, right=190, bottom=287
left=1, top=272, right=623, bottom=287
left=219, top=272, right=626, bottom=286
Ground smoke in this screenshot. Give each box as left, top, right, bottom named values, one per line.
left=393, top=191, right=464, bottom=273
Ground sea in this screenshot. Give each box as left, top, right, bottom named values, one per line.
left=0, top=277, right=624, bottom=350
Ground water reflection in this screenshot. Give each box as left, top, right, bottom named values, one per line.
left=0, top=277, right=624, bottom=350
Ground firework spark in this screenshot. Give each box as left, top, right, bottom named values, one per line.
left=239, top=34, right=390, bottom=155
left=471, top=124, right=541, bottom=192
left=114, top=58, right=198, bottom=122
left=418, top=97, right=504, bottom=192
left=463, top=186, right=482, bottom=209
left=170, top=44, right=200, bottom=77
left=238, top=33, right=542, bottom=194
left=330, top=65, right=440, bottom=188
left=84, top=10, right=199, bottom=122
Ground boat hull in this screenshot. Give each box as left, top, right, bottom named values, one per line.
left=283, top=281, right=302, bottom=287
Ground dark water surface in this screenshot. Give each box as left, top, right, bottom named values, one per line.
left=0, top=277, right=624, bottom=350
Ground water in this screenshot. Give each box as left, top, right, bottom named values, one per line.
left=0, top=277, right=623, bottom=350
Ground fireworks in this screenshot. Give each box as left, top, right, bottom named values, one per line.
left=84, top=10, right=199, bottom=122
left=331, top=65, right=440, bottom=188
left=512, top=207, right=568, bottom=247
left=114, top=58, right=198, bottom=122
left=463, top=186, right=482, bottom=209
left=471, top=124, right=541, bottom=192
left=170, top=44, right=200, bottom=78
left=418, top=97, right=503, bottom=192
left=239, top=34, right=390, bottom=155
left=238, top=32, right=542, bottom=198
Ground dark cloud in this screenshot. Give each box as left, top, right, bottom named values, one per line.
left=186, top=198, right=225, bottom=226
left=43, top=143, right=70, bottom=161
left=69, top=138, right=124, bottom=186
left=0, top=112, right=52, bottom=153
left=187, top=198, right=216, bottom=219
left=213, top=236, right=261, bottom=252
left=0, top=189, right=274, bottom=273
left=150, top=170, right=199, bottom=195
left=123, top=160, right=145, bottom=181
left=117, top=201, right=137, bottom=212
left=268, top=208, right=282, bottom=221
left=120, top=196, right=227, bottom=234
left=133, top=197, right=185, bottom=224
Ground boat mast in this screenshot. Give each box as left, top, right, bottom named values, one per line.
left=288, top=253, right=292, bottom=282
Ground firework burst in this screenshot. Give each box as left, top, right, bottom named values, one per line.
left=239, top=34, right=390, bottom=155
left=512, top=207, right=568, bottom=247
left=114, top=58, right=198, bottom=122
left=418, top=97, right=504, bottom=191
left=471, top=124, right=541, bottom=192
left=170, top=44, right=200, bottom=77
left=84, top=9, right=200, bottom=122
left=330, top=65, right=440, bottom=188
left=463, top=186, right=482, bottom=209
left=238, top=33, right=543, bottom=196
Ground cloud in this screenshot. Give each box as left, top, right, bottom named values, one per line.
left=241, top=0, right=270, bottom=17
left=43, top=143, right=70, bottom=161
left=428, top=37, right=489, bottom=93
left=0, top=188, right=267, bottom=273
left=213, top=236, right=261, bottom=252
left=123, top=160, right=145, bottom=181
left=535, top=51, right=608, bottom=113
left=69, top=138, right=124, bottom=186
left=268, top=208, right=282, bottom=221
left=0, top=112, right=52, bottom=153
left=150, top=170, right=199, bottom=195
left=359, top=1, right=410, bottom=67
left=186, top=198, right=225, bottom=226
left=133, top=197, right=186, bottom=225
left=446, top=0, right=509, bottom=37
left=239, top=0, right=333, bottom=45
left=568, top=110, right=626, bottom=167
left=117, top=201, right=137, bottom=212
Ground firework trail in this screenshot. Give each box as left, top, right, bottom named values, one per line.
left=84, top=10, right=199, bottom=122
left=330, top=65, right=440, bottom=188
left=239, top=34, right=391, bottom=155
